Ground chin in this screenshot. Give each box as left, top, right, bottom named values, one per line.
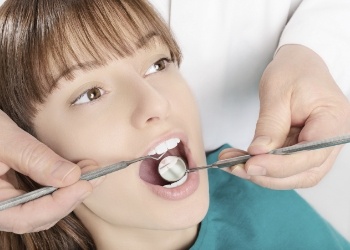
left=171, top=202, right=209, bottom=230
left=151, top=180, right=210, bottom=230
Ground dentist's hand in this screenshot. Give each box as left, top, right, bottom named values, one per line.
left=0, top=111, right=97, bottom=233
left=221, top=45, right=350, bottom=189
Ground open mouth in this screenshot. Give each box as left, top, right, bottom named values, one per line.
left=139, top=138, right=189, bottom=187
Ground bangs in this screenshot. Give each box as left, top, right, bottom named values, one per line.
left=42, top=0, right=182, bottom=87
left=0, top=0, right=181, bottom=133
left=47, top=0, right=181, bottom=84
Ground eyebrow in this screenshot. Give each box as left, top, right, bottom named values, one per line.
left=53, top=32, right=161, bottom=84
left=135, top=31, right=160, bottom=48
left=53, top=61, right=102, bottom=84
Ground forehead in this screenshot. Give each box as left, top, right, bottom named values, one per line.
left=35, top=0, right=180, bottom=89
left=53, top=34, right=169, bottom=84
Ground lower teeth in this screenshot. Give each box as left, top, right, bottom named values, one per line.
left=163, top=173, right=188, bottom=189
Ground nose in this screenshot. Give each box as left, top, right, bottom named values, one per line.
left=130, top=80, right=171, bottom=128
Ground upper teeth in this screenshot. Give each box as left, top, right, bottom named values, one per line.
left=148, top=138, right=180, bottom=155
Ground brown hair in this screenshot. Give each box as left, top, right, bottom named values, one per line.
left=0, top=0, right=181, bottom=135
left=0, top=0, right=181, bottom=249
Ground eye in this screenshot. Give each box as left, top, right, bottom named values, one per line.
left=72, top=87, right=106, bottom=105
left=145, top=57, right=171, bottom=76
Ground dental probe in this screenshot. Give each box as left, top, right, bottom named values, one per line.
left=0, top=154, right=164, bottom=211
left=190, top=134, right=350, bottom=171
left=158, top=134, right=350, bottom=182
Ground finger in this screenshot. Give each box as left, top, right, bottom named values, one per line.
left=76, top=159, right=106, bottom=187
left=219, top=148, right=250, bottom=179
left=77, top=159, right=100, bottom=174
left=0, top=180, right=92, bottom=234
left=218, top=148, right=248, bottom=159
left=246, top=147, right=336, bottom=178
left=0, top=118, right=81, bottom=187
left=0, top=163, right=17, bottom=188
left=248, top=148, right=339, bottom=190
left=297, top=105, right=350, bottom=145
left=249, top=167, right=325, bottom=190
left=32, top=220, right=60, bottom=233
left=221, top=164, right=251, bottom=180
left=248, top=84, right=292, bottom=155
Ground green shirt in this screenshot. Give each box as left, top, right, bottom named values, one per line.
left=190, top=144, right=350, bottom=250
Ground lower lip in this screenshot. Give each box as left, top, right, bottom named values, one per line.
left=142, top=170, right=200, bottom=200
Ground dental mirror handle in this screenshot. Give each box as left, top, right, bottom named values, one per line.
left=187, top=134, right=350, bottom=172
left=0, top=154, right=160, bottom=211
left=0, top=161, right=129, bottom=211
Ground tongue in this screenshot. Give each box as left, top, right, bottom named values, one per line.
left=139, top=158, right=169, bottom=186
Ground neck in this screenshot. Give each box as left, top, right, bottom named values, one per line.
left=91, top=223, right=199, bottom=250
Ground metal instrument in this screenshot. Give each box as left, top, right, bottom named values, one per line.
left=0, top=154, right=163, bottom=211
left=187, top=134, right=350, bottom=172
left=1, top=134, right=350, bottom=211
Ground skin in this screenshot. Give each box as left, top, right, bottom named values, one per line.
left=0, top=43, right=349, bottom=233
left=0, top=110, right=94, bottom=233
left=32, top=40, right=209, bottom=249
left=220, top=45, right=350, bottom=189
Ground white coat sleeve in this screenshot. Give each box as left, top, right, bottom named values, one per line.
left=278, top=0, right=350, bottom=94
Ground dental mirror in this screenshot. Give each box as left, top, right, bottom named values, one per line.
left=158, top=156, right=187, bottom=182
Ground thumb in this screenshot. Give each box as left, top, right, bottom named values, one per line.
left=1, top=116, right=81, bottom=187
left=248, top=91, right=291, bottom=155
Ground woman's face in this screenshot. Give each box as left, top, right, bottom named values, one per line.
left=33, top=37, right=209, bottom=238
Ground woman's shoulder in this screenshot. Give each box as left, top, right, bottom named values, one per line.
left=192, top=145, right=350, bottom=250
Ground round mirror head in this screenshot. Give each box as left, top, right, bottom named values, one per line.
left=158, top=156, right=187, bottom=182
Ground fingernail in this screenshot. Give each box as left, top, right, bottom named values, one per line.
left=51, top=161, right=79, bottom=182
left=247, top=165, right=267, bottom=176
left=251, top=136, right=271, bottom=147
left=231, top=164, right=251, bottom=179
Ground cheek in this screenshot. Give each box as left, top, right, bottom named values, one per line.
left=165, top=74, right=202, bottom=127
left=34, top=103, right=133, bottom=163
left=169, top=80, right=205, bottom=160
left=79, top=169, right=141, bottom=224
